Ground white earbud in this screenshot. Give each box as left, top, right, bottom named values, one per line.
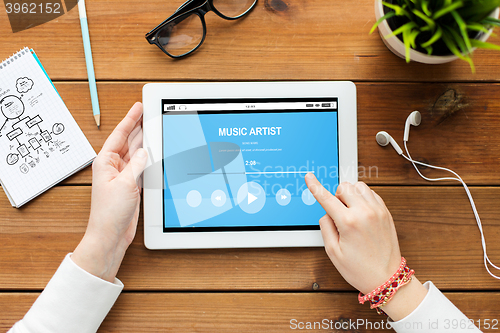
left=404, top=111, right=421, bottom=142
left=376, top=131, right=403, bottom=155
left=376, top=110, right=500, bottom=280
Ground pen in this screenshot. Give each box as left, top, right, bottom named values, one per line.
left=78, top=0, right=100, bottom=128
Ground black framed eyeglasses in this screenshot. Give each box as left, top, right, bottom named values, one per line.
left=145, top=0, right=258, bottom=58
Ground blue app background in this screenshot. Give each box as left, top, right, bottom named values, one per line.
left=163, top=111, right=339, bottom=229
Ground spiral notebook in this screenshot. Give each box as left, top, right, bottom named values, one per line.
left=0, top=47, right=96, bottom=208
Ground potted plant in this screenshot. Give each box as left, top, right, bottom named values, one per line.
left=371, top=0, right=500, bottom=71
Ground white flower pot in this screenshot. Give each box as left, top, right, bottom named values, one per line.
left=374, top=0, right=500, bottom=64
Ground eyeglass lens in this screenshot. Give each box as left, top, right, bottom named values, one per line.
left=158, top=14, right=204, bottom=57
left=158, top=0, right=256, bottom=56
left=212, top=0, right=256, bottom=18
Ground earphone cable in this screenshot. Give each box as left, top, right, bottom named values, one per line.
left=402, top=141, right=500, bottom=280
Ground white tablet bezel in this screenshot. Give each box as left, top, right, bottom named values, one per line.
left=143, top=81, right=357, bottom=249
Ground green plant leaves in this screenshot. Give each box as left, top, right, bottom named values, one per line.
left=421, top=26, right=443, bottom=47
left=432, top=1, right=464, bottom=20
left=467, top=22, right=490, bottom=33
left=370, top=11, right=396, bottom=34
left=481, top=16, right=500, bottom=26
left=471, top=38, right=500, bottom=50
left=413, top=9, right=436, bottom=29
left=372, top=0, right=500, bottom=72
left=451, top=10, right=472, bottom=52
left=382, top=1, right=411, bottom=16
left=443, top=26, right=476, bottom=72
left=421, top=1, right=432, bottom=16
left=459, top=0, right=500, bottom=21
left=385, top=21, right=418, bottom=39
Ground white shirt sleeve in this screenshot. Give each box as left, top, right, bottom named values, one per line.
left=388, top=281, right=480, bottom=332
left=8, top=253, right=123, bottom=333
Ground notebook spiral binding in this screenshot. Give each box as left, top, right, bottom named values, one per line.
left=0, top=47, right=30, bottom=70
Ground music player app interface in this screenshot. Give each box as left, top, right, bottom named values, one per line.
left=162, top=98, right=339, bottom=232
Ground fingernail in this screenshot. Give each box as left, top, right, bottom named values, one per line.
left=305, top=172, right=316, bottom=181
left=136, top=148, right=148, bottom=160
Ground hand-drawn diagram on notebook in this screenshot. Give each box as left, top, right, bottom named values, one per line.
left=0, top=77, right=68, bottom=175
left=0, top=48, right=96, bottom=207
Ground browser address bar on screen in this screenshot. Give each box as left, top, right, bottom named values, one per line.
left=163, top=101, right=338, bottom=112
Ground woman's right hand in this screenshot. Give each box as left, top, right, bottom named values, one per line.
left=305, top=173, right=427, bottom=321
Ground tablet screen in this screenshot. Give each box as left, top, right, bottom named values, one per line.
left=162, top=98, right=339, bottom=232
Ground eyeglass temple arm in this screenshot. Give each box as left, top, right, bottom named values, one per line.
left=176, top=0, right=196, bottom=13
left=146, top=0, right=199, bottom=40
left=145, top=6, right=188, bottom=41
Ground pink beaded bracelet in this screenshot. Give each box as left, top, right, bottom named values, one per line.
left=358, top=257, right=415, bottom=315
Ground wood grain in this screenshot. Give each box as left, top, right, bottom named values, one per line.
left=2, top=0, right=500, bottom=82
left=2, top=1, right=500, bottom=331
left=1, top=292, right=499, bottom=332
left=1, top=186, right=499, bottom=291
left=54, top=82, right=500, bottom=185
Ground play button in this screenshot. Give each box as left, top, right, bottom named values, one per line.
left=248, top=193, right=258, bottom=205
left=237, top=182, right=266, bottom=214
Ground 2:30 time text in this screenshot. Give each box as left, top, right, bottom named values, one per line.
left=5, top=3, right=61, bottom=14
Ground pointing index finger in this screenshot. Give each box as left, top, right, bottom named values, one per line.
left=305, top=173, right=347, bottom=221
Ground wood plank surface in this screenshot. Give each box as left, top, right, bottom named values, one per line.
left=2, top=292, right=499, bottom=332
left=1, top=186, right=499, bottom=291
left=2, top=0, right=500, bottom=82
left=55, top=82, right=500, bottom=185
left=2, top=0, right=500, bottom=331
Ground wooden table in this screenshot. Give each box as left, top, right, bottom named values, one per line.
left=1, top=0, right=500, bottom=331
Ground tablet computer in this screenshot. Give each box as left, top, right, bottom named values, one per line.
left=143, top=81, right=357, bottom=249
